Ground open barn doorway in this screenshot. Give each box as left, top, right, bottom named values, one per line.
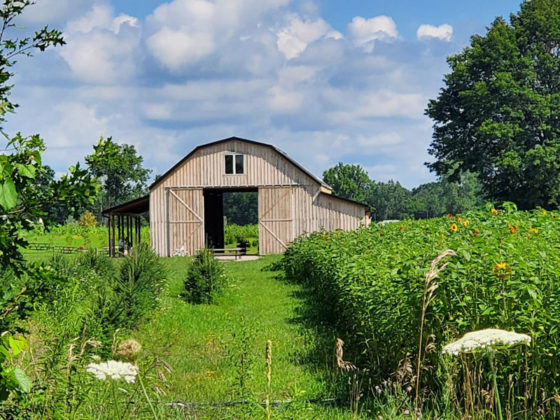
left=203, top=188, right=258, bottom=254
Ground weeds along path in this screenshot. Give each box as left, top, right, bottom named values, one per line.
left=135, top=255, right=354, bottom=419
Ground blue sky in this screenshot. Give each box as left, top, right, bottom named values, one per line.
left=6, top=0, right=523, bottom=188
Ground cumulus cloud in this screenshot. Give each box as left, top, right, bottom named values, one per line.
left=417, top=24, right=453, bottom=41
left=17, top=0, right=96, bottom=25
left=356, top=132, right=402, bottom=147
left=348, top=15, right=398, bottom=52
left=146, top=0, right=291, bottom=71
left=147, top=28, right=216, bottom=70
left=6, top=0, right=452, bottom=190
left=59, top=5, right=141, bottom=84
left=276, top=15, right=331, bottom=59
left=267, top=86, right=305, bottom=112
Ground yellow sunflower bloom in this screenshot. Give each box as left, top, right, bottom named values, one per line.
left=491, top=208, right=498, bottom=216
left=450, top=223, right=458, bottom=232
left=493, top=262, right=511, bottom=279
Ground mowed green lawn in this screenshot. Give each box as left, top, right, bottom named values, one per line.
left=134, top=256, right=356, bottom=419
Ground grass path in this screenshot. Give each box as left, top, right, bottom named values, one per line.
left=135, top=256, right=355, bottom=419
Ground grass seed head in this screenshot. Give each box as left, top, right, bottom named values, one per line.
left=116, top=338, right=142, bottom=361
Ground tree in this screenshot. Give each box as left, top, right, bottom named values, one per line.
left=0, top=2, right=98, bottom=272
left=322, top=163, right=373, bottom=204
left=409, top=173, right=484, bottom=218
left=85, top=136, right=151, bottom=216
left=223, top=192, right=258, bottom=225
left=0, top=1, right=64, bottom=126
left=426, top=0, right=560, bottom=209
left=371, top=180, right=412, bottom=221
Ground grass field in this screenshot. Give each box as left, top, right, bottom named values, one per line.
left=132, top=256, right=357, bottom=419
left=15, top=226, right=367, bottom=418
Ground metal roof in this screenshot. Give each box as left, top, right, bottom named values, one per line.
left=102, top=195, right=149, bottom=216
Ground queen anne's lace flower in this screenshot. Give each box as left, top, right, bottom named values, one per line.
left=87, top=360, right=139, bottom=383
left=442, top=328, right=531, bottom=356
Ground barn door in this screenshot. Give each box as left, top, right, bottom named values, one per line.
left=167, top=188, right=204, bottom=256
left=258, top=187, right=293, bottom=254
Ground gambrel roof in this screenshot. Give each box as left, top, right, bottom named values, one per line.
left=149, top=136, right=331, bottom=191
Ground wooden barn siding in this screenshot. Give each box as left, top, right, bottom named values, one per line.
left=258, top=186, right=294, bottom=255
left=258, top=186, right=366, bottom=255
left=150, top=140, right=367, bottom=256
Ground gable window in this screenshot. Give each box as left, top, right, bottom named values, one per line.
left=225, top=153, right=244, bottom=174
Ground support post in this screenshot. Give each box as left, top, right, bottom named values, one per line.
left=107, top=215, right=112, bottom=256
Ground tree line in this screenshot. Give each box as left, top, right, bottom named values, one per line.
left=39, top=136, right=151, bottom=225
left=323, top=163, right=484, bottom=221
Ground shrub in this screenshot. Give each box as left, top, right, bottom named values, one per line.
left=224, top=224, right=258, bottom=246
left=283, top=205, right=560, bottom=417
left=184, top=249, right=226, bottom=304
left=77, top=249, right=117, bottom=278
left=111, top=243, right=166, bottom=329
left=79, top=210, right=97, bottom=227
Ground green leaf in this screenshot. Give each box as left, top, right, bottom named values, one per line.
left=0, top=179, right=17, bottom=210
left=15, top=163, right=35, bottom=179
left=2, top=367, right=32, bottom=393
left=7, top=335, right=27, bottom=357
left=12, top=368, right=31, bottom=393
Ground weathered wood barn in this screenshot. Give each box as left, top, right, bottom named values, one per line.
left=104, top=137, right=370, bottom=256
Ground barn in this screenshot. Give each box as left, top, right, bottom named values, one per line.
left=104, top=137, right=370, bottom=256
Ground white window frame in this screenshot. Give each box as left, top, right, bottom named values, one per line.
left=225, top=153, right=244, bottom=175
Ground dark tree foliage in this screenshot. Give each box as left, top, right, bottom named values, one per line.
left=321, top=163, right=484, bottom=221
left=322, top=162, right=373, bottom=204
left=370, top=180, right=412, bottom=221
left=409, top=173, right=484, bottom=219
left=223, top=191, right=258, bottom=225
left=33, top=165, right=71, bottom=224
left=426, top=0, right=560, bottom=209
left=85, top=136, right=151, bottom=217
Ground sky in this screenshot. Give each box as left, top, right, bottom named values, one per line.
left=5, top=0, right=523, bottom=189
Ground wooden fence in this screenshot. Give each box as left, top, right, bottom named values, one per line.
left=26, top=243, right=112, bottom=255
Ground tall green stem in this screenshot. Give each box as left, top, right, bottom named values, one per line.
left=111, top=382, right=121, bottom=420
left=138, top=373, right=159, bottom=420
left=489, top=351, right=503, bottom=420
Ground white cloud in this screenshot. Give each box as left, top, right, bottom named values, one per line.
left=417, top=24, right=453, bottom=41
left=59, top=5, right=141, bottom=84
left=277, top=66, right=317, bottom=85
left=267, top=86, right=305, bottom=112
left=147, top=28, right=216, bottom=70
left=6, top=0, right=449, bottom=190
left=356, top=132, right=402, bottom=147
left=326, top=30, right=344, bottom=40
left=146, top=0, right=292, bottom=71
left=348, top=16, right=398, bottom=52
left=143, top=103, right=173, bottom=121
left=323, top=89, right=426, bottom=122
left=357, top=91, right=425, bottom=118
left=276, top=15, right=331, bottom=59
left=17, top=0, right=96, bottom=25
left=365, top=164, right=399, bottom=181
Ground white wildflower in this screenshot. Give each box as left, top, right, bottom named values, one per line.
left=442, top=328, right=531, bottom=356
left=87, top=360, right=139, bottom=384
